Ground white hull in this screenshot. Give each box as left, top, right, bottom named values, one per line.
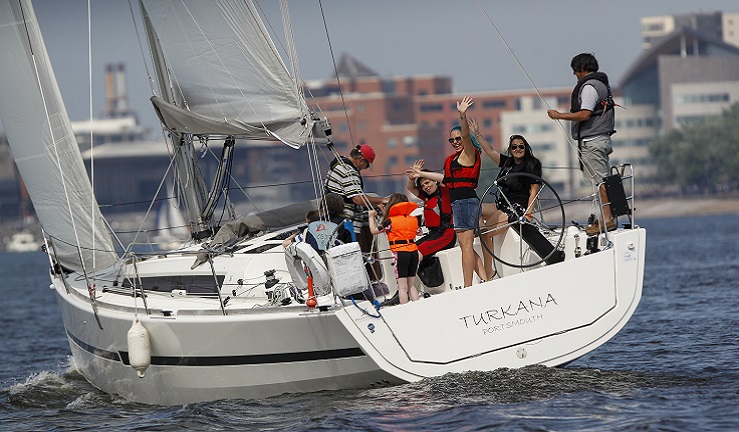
left=337, top=228, right=645, bottom=381
left=56, top=290, right=397, bottom=405
left=50, top=237, right=400, bottom=405
left=48, top=225, right=644, bottom=405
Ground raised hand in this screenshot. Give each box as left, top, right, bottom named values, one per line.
left=468, top=117, right=480, bottom=136
left=457, top=96, right=473, bottom=115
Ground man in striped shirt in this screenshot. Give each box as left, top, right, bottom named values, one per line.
left=324, top=144, right=388, bottom=253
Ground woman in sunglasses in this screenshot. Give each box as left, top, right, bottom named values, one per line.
left=408, top=96, right=487, bottom=287
left=470, top=118, right=542, bottom=278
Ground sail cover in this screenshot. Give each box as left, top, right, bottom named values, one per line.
left=0, top=0, right=118, bottom=272
left=140, top=0, right=315, bottom=147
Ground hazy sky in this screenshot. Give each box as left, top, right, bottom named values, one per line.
left=27, top=0, right=739, bottom=133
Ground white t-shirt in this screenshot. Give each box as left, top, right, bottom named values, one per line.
left=580, top=84, right=598, bottom=111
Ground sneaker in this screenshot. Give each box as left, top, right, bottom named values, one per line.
left=585, top=219, right=616, bottom=236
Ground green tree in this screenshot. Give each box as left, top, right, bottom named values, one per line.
left=651, top=103, right=739, bottom=189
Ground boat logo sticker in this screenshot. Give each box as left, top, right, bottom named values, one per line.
left=367, top=323, right=375, bottom=333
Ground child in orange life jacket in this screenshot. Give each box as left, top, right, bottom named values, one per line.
left=368, top=193, right=420, bottom=304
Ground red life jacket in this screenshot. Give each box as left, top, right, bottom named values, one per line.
left=424, top=186, right=453, bottom=229
left=443, top=149, right=481, bottom=189
left=386, top=201, right=419, bottom=253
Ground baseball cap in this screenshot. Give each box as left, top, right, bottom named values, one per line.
left=358, top=144, right=376, bottom=166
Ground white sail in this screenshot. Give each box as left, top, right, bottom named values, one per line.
left=140, top=0, right=316, bottom=147
left=0, top=0, right=117, bottom=272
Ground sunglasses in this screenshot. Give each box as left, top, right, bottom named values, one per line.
left=509, top=144, right=526, bottom=151
left=448, top=137, right=462, bottom=144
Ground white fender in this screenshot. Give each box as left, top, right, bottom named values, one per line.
left=284, top=241, right=332, bottom=296
left=127, top=318, right=151, bottom=378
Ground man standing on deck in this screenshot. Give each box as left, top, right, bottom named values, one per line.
left=547, top=52, right=616, bottom=236
left=324, top=144, right=388, bottom=255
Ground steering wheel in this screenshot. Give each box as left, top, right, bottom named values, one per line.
left=476, top=172, right=565, bottom=268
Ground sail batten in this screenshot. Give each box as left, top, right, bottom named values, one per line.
left=141, top=0, right=315, bottom=147
left=0, top=0, right=118, bottom=272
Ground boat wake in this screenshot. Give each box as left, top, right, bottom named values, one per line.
left=407, top=365, right=704, bottom=404
left=2, top=366, right=114, bottom=409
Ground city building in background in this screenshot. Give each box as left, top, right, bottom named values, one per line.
left=641, top=11, right=739, bottom=50
left=1, top=10, right=739, bottom=228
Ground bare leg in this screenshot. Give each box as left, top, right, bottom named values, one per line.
left=457, top=229, right=478, bottom=287
left=397, top=278, right=409, bottom=304
left=600, top=184, right=613, bottom=222
left=473, top=252, right=487, bottom=282
left=480, top=204, right=508, bottom=278
left=407, top=277, right=420, bottom=301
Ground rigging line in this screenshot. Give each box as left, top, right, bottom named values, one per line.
left=474, top=0, right=600, bottom=193
left=279, top=0, right=308, bottom=118
left=181, top=0, right=294, bottom=134
left=167, top=1, right=228, bottom=120
left=309, top=139, right=325, bottom=203
left=474, top=0, right=551, bottom=111
left=199, top=139, right=261, bottom=215
left=127, top=0, right=158, bottom=96
left=254, top=0, right=312, bottom=120
left=17, top=0, right=93, bottom=281
left=87, top=0, right=96, bottom=272
left=318, top=0, right=356, bottom=149
left=122, top=141, right=181, bottom=256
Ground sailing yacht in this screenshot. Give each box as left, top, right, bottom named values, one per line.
left=0, top=0, right=645, bottom=406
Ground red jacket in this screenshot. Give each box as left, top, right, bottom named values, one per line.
left=443, top=149, right=481, bottom=189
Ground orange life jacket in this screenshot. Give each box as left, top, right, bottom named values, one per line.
left=386, top=201, right=419, bottom=253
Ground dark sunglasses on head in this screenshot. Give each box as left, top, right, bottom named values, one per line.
left=448, top=137, right=462, bottom=144
left=509, top=144, right=526, bottom=150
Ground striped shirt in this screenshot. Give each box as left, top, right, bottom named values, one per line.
left=324, top=156, right=365, bottom=232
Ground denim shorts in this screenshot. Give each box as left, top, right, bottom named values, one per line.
left=451, top=197, right=480, bottom=231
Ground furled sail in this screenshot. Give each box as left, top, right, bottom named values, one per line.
left=0, top=0, right=118, bottom=272
left=140, top=0, right=316, bottom=147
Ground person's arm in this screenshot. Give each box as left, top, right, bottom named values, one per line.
left=406, top=159, right=424, bottom=198
left=457, top=96, right=477, bottom=166
left=281, top=232, right=298, bottom=248
left=368, top=210, right=382, bottom=235
left=525, top=183, right=541, bottom=220
left=548, top=84, right=596, bottom=122
left=407, top=166, right=444, bottom=183
left=469, top=117, right=500, bottom=165
left=547, top=108, right=591, bottom=122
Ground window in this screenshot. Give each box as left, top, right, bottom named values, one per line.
left=403, top=136, right=417, bottom=147
left=420, top=103, right=443, bottom=112
left=388, top=137, right=397, bottom=148
left=511, top=124, right=554, bottom=134
left=674, top=93, right=730, bottom=104
left=482, top=100, right=506, bottom=109
left=483, top=118, right=492, bottom=128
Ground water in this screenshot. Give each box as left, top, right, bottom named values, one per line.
left=1, top=214, right=737, bottom=431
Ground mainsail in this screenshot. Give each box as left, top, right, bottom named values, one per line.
left=0, top=0, right=118, bottom=272
left=140, top=0, right=316, bottom=147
